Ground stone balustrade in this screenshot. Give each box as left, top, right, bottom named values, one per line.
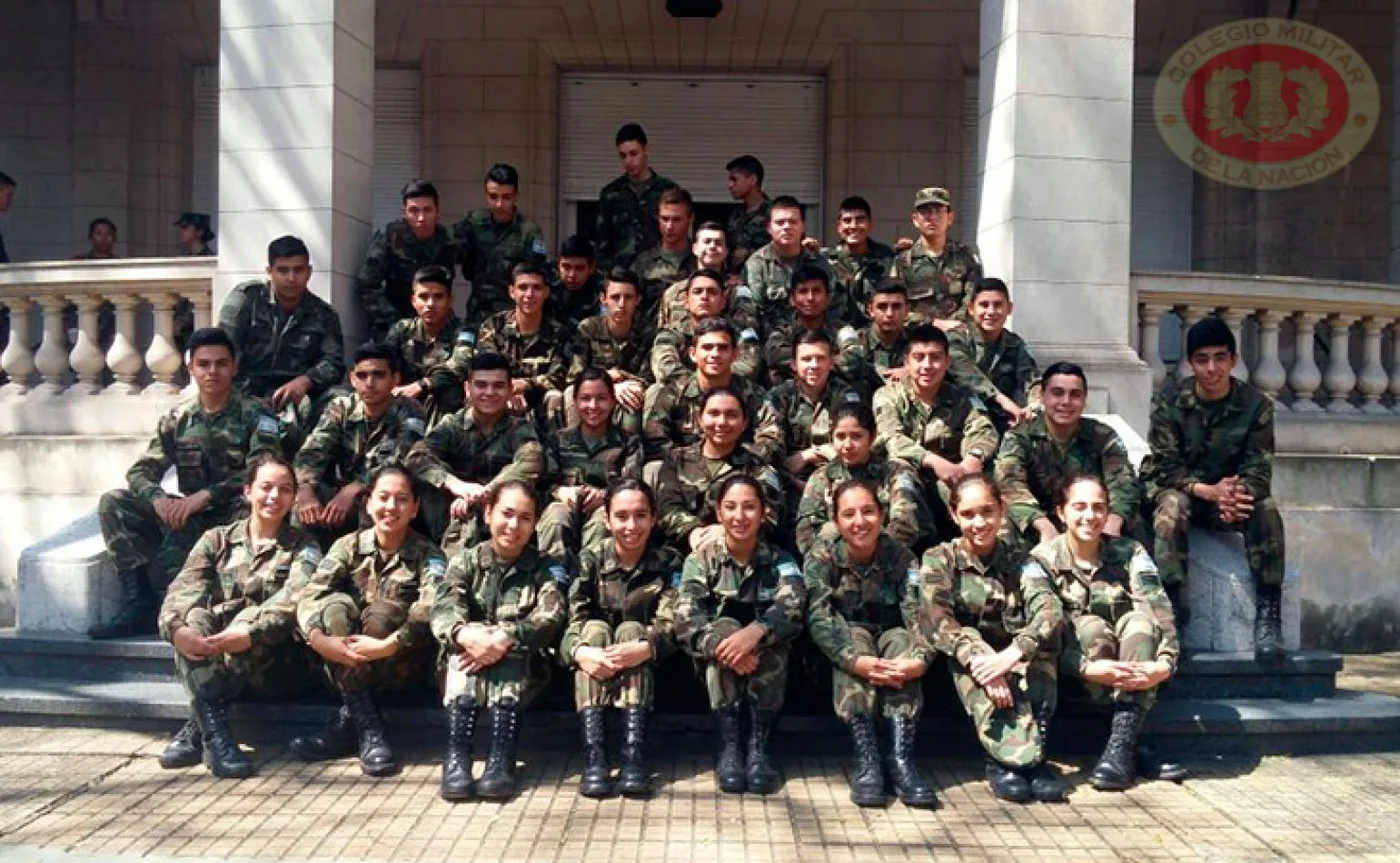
left=0, top=258, right=214, bottom=399
left=1133, top=271, right=1400, bottom=415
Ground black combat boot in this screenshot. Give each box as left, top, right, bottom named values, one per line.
left=745, top=706, right=781, bottom=795
left=986, top=759, right=1032, bottom=803
left=1254, top=584, right=1286, bottom=664
left=578, top=706, right=613, bottom=798
left=846, top=715, right=886, bottom=807
left=714, top=705, right=746, bottom=794
left=191, top=698, right=253, bottom=779
left=88, top=568, right=156, bottom=639
left=1027, top=714, right=1067, bottom=802
left=289, top=705, right=358, bottom=761
left=440, top=697, right=478, bottom=801
left=885, top=715, right=937, bottom=808
left=617, top=707, right=652, bottom=797
left=1089, top=702, right=1144, bottom=791
left=477, top=700, right=522, bottom=800
left=158, top=717, right=203, bottom=769
left=343, top=689, right=400, bottom=777
left=1136, top=737, right=1188, bottom=783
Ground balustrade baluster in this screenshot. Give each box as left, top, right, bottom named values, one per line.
left=1252, top=309, right=1288, bottom=404
left=105, top=295, right=144, bottom=395
left=32, top=296, right=70, bottom=396
left=1322, top=314, right=1359, bottom=413
left=1357, top=317, right=1389, bottom=415
left=143, top=293, right=182, bottom=395
left=1220, top=308, right=1250, bottom=380
left=0, top=299, right=37, bottom=396
left=1288, top=311, right=1324, bottom=412
left=1139, top=303, right=1169, bottom=390
left=66, top=294, right=106, bottom=396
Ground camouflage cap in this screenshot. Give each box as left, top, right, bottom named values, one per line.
left=913, top=187, right=952, bottom=209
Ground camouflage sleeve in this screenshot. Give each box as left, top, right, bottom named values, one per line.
left=501, top=562, right=567, bottom=652
left=957, top=252, right=984, bottom=316
left=621, top=434, right=646, bottom=482
left=748, top=400, right=787, bottom=469
left=763, top=330, right=792, bottom=385
left=1100, top=428, right=1144, bottom=525
left=475, top=317, right=502, bottom=354
left=216, top=285, right=251, bottom=358
left=873, top=387, right=931, bottom=467
left=833, top=327, right=870, bottom=388
left=960, top=402, right=1001, bottom=461
left=594, top=196, right=616, bottom=272
left=1128, top=542, right=1179, bottom=673
left=125, top=412, right=177, bottom=502
left=648, top=328, right=689, bottom=385
left=430, top=551, right=473, bottom=650
left=528, top=339, right=570, bottom=398
left=1238, top=395, right=1275, bottom=500
left=641, top=384, right=676, bottom=463
left=428, top=330, right=475, bottom=402
left=759, top=551, right=807, bottom=645
left=293, top=397, right=348, bottom=488
left=354, top=229, right=401, bottom=336
left=158, top=527, right=220, bottom=640
left=395, top=547, right=447, bottom=651
left=560, top=551, right=600, bottom=663
left=655, top=456, right=702, bottom=545
left=916, top=546, right=992, bottom=665
left=405, top=417, right=462, bottom=489
left=648, top=586, right=680, bottom=662
left=1144, top=392, right=1199, bottom=493
left=1017, top=342, right=1042, bottom=409
left=567, top=328, right=593, bottom=383
left=896, top=552, right=937, bottom=665
left=380, top=403, right=427, bottom=480
left=1012, top=556, right=1064, bottom=662
left=306, top=308, right=347, bottom=395
left=802, top=544, right=859, bottom=671
left=793, top=470, right=829, bottom=557
left=235, top=541, right=324, bottom=647
left=735, top=324, right=763, bottom=380
left=757, top=467, right=785, bottom=535
left=296, top=538, right=354, bottom=636
left=672, top=551, right=715, bottom=658
left=201, top=406, right=282, bottom=509
left=491, top=426, right=545, bottom=489
left=994, top=429, right=1046, bottom=533
left=946, top=328, right=1002, bottom=402
left=883, top=465, right=925, bottom=550
left=742, top=255, right=766, bottom=309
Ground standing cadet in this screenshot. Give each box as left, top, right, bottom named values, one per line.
left=453, top=164, right=549, bottom=326
left=918, top=475, right=1068, bottom=804
left=629, top=186, right=697, bottom=322
left=874, top=323, right=999, bottom=540
left=175, top=212, right=216, bottom=257
left=1141, top=317, right=1286, bottom=659
left=91, top=327, right=282, bottom=639
left=356, top=179, right=460, bottom=339
left=76, top=217, right=118, bottom=259
left=675, top=474, right=807, bottom=795
left=476, top=262, right=571, bottom=425
left=292, top=466, right=446, bottom=778
left=548, top=235, right=605, bottom=330
left=724, top=155, right=771, bottom=276
left=820, top=196, right=896, bottom=325
left=596, top=123, right=677, bottom=271
left=219, top=235, right=346, bottom=448
left=805, top=480, right=936, bottom=809
left=996, top=362, right=1141, bottom=545
left=562, top=480, right=682, bottom=798
left=293, top=344, right=427, bottom=546
left=744, top=196, right=837, bottom=333
left=433, top=482, right=566, bottom=802
left=404, top=353, right=546, bottom=551
left=383, top=265, right=472, bottom=427
left=846, top=281, right=913, bottom=388
left=649, top=270, right=761, bottom=387
left=890, top=187, right=983, bottom=327
left=568, top=269, right=653, bottom=429
left=948, top=278, right=1041, bottom=430
left=158, top=455, right=321, bottom=779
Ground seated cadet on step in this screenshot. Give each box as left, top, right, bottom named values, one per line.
left=873, top=323, right=1000, bottom=541
left=889, top=187, right=983, bottom=328
left=1027, top=474, right=1181, bottom=792
left=404, top=352, right=546, bottom=554
left=537, top=369, right=645, bottom=561
left=630, top=186, right=698, bottom=324
left=650, top=269, right=761, bottom=386
left=917, top=475, right=1067, bottom=805
left=818, top=196, right=896, bottom=327
left=548, top=235, right=605, bottom=331
left=92, top=327, right=282, bottom=639
left=674, top=474, right=807, bottom=796
left=1141, top=316, right=1287, bottom=661
left=355, top=179, right=460, bottom=340
left=157, top=455, right=322, bottom=780
left=762, top=265, right=867, bottom=387
left=655, top=221, right=752, bottom=332
left=562, top=479, right=683, bottom=799
left=432, top=481, right=566, bottom=803
left=744, top=195, right=840, bottom=333
left=452, top=163, right=549, bottom=327
left=995, top=362, right=1142, bottom=546
left=476, top=262, right=571, bottom=426
left=795, top=403, right=929, bottom=558
left=804, top=479, right=936, bottom=809
left=293, top=343, right=427, bottom=547
left=382, top=264, right=472, bottom=428
left=846, top=280, right=913, bottom=389
left=292, top=466, right=447, bottom=779
left=948, top=278, right=1041, bottom=431
left=219, top=235, right=346, bottom=449
left=567, top=268, right=653, bottom=431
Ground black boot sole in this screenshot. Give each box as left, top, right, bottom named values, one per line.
left=158, top=750, right=202, bottom=770
left=360, top=760, right=402, bottom=778
left=440, top=783, right=476, bottom=801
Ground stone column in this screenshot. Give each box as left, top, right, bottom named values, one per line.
left=215, top=1, right=374, bottom=339
left=977, top=0, right=1153, bottom=431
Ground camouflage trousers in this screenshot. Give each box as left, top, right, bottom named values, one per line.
left=173, top=608, right=318, bottom=702
left=831, top=627, right=924, bottom=722
left=701, top=617, right=790, bottom=712
left=572, top=620, right=654, bottom=711
left=949, top=652, right=1058, bottom=770
left=536, top=500, right=609, bottom=562
left=1150, top=489, right=1285, bottom=588
left=314, top=593, right=433, bottom=694
left=98, top=489, right=233, bottom=591
left=439, top=648, right=552, bottom=710
left=1064, top=611, right=1162, bottom=710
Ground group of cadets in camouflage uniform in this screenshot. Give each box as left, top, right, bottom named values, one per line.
left=90, top=122, right=1287, bottom=809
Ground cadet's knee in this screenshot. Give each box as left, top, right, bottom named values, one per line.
left=184, top=608, right=219, bottom=636
left=877, top=627, right=915, bottom=658
left=1153, top=490, right=1191, bottom=531
left=614, top=620, right=648, bottom=643
left=311, top=594, right=361, bottom=637
left=580, top=619, right=613, bottom=647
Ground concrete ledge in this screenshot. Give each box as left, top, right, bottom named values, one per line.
left=16, top=513, right=116, bottom=636
left=1182, top=528, right=1301, bottom=654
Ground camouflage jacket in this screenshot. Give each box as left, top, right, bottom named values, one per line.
left=430, top=542, right=567, bottom=654
left=846, top=325, right=911, bottom=391
left=354, top=220, right=459, bottom=336
left=655, top=443, right=785, bottom=546
left=1141, top=377, right=1274, bottom=501
left=561, top=540, right=683, bottom=662
left=548, top=271, right=605, bottom=331
left=649, top=317, right=761, bottom=385
left=293, top=394, right=427, bottom=490
left=547, top=423, right=644, bottom=494
left=1027, top=534, right=1179, bottom=673
left=947, top=325, right=1041, bottom=413
left=595, top=171, right=678, bottom=270
left=674, top=539, right=807, bottom=657
left=754, top=376, right=867, bottom=468
left=476, top=310, right=572, bottom=401
left=382, top=314, right=473, bottom=412
left=742, top=243, right=839, bottom=334
left=823, top=240, right=896, bottom=324
left=405, top=409, right=545, bottom=490
left=794, top=458, right=926, bottom=557
left=889, top=238, right=983, bottom=321
left=725, top=196, right=772, bottom=275
left=655, top=277, right=760, bottom=333
left=159, top=519, right=322, bottom=646
left=762, top=320, right=868, bottom=387
left=126, top=392, right=282, bottom=511
left=297, top=528, right=447, bottom=650
left=630, top=246, right=696, bottom=322
left=917, top=538, right=1063, bottom=666
left=452, top=209, right=548, bottom=320
left=995, top=415, right=1141, bottom=533
left=570, top=314, right=654, bottom=385
left=873, top=379, right=1000, bottom=468
left=804, top=533, right=932, bottom=671
left=219, top=280, right=346, bottom=398
left=641, top=372, right=779, bottom=464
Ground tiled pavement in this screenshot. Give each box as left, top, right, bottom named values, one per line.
left=1, top=723, right=1400, bottom=863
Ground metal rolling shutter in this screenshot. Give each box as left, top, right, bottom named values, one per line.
left=1131, top=73, right=1193, bottom=269
left=959, top=74, right=980, bottom=246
